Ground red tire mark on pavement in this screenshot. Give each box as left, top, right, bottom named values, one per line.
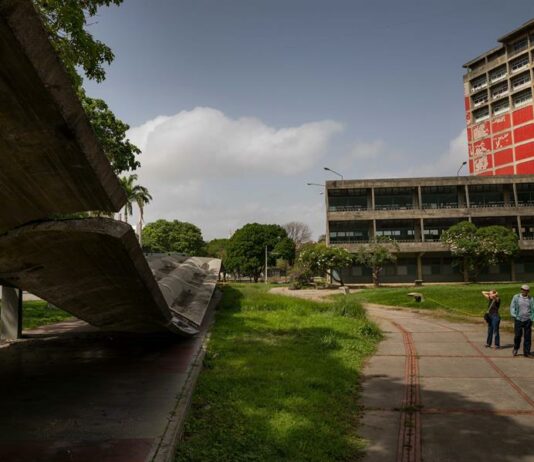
left=389, top=320, right=422, bottom=462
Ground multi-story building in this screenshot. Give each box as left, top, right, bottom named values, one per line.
left=326, top=176, right=534, bottom=284
left=464, top=19, right=534, bottom=175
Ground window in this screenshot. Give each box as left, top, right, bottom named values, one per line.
left=490, top=65, right=507, bottom=83
left=512, top=38, right=528, bottom=54
left=473, top=106, right=490, bottom=122
left=472, top=91, right=488, bottom=107
left=492, top=99, right=510, bottom=115
left=513, top=88, right=532, bottom=107
left=512, top=71, right=531, bottom=89
left=511, top=54, right=529, bottom=73
left=471, top=75, right=487, bottom=92
left=492, top=81, right=508, bottom=99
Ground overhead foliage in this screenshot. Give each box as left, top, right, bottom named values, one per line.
left=34, top=0, right=141, bottom=175
left=353, top=237, right=399, bottom=287
left=142, top=219, right=205, bottom=256
left=298, top=243, right=354, bottom=286
left=441, top=221, right=519, bottom=281
left=225, top=223, right=288, bottom=282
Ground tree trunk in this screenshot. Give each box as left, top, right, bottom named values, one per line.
left=372, top=267, right=380, bottom=287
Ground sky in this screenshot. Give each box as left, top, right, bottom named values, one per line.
left=84, top=0, right=534, bottom=240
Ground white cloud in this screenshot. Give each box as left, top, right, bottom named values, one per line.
left=128, top=107, right=342, bottom=181
left=126, top=107, right=342, bottom=240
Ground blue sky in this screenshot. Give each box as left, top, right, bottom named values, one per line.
left=85, top=0, right=534, bottom=239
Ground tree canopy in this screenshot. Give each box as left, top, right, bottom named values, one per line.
left=441, top=221, right=519, bottom=281
left=142, top=219, right=205, bottom=256
left=353, top=237, right=399, bottom=287
left=225, top=223, right=288, bottom=282
left=34, top=0, right=141, bottom=175
left=298, top=243, right=354, bottom=286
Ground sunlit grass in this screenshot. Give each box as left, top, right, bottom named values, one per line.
left=346, top=283, right=520, bottom=319
left=175, top=283, right=380, bottom=462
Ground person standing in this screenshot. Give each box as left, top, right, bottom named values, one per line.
left=483, top=289, right=500, bottom=348
left=510, top=284, right=534, bottom=357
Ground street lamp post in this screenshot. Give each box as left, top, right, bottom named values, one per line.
left=323, top=167, right=344, bottom=181
left=457, top=161, right=467, bottom=177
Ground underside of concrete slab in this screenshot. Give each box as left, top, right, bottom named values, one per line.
left=0, top=0, right=126, bottom=232
left=0, top=218, right=220, bottom=336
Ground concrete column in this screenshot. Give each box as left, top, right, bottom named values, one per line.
left=417, top=186, right=422, bottom=209
left=517, top=216, right=523, bottom=240
left=372, top=219, right=377, bottom=241
left=1, top=286, right=22, bottom=340
left=464, top=184, right=470, bottom=208
left=420, top=218, right=425, bottom=242
left=416, top=253, right=423, bottom=281
left=513, top=183, right=519, bottom=207
left=371, top=188, right=375, bottom=210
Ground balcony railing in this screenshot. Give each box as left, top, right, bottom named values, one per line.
left=328, top=205, right=368, bottom=212
left=327, top=200, right=527, bottom=212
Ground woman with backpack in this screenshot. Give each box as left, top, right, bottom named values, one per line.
left=483, top=289, right=501, bottom=349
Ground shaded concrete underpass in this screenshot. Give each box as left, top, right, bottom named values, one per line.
left=0, top=299, right=216, bottom=462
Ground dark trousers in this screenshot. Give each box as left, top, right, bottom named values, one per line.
left=514, top=319, right=532, bottom=354
left=486, top=315, right=500, bottom=347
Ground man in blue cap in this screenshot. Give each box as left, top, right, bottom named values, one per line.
left=510, top=284, right=534, bottom=357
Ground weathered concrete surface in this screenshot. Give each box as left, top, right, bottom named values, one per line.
left=360, top=305, right=534, bottom=462
left=0, top=292, right=217, bottom=462
left=0, top=0, right=125, bottom=231
left=0, top=218, right=220, bottom=335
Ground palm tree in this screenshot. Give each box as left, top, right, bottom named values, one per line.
left=119, top=175, right=152, bottom=236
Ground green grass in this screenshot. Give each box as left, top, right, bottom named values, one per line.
left=0, top=300, right=72, bottom=330
left=346, top=283, right=521, bottom=319
left=22, top=300, right=72, bottom=329
left=175, top=283, right=381, bottom=462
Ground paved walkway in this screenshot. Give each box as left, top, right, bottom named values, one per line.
left=362, top=304, right=534, bottom=462
left=0, top=295, right=218, bottom=462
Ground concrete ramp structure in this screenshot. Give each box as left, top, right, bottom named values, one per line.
left=0, top=0, right=220, bottom=337
left=0, top=219, right=220, bottom=336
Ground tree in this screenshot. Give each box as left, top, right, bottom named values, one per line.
left=298, top=243, right=354, bottom=286
left=225, top=223, right=287, bottom=282
left=283, top=222, right=312, bottom=248
left=119, top=175, right=152, bottom=224
left=206, top=238, right=230, bottom=260
left=274, top=237, right=296, bottom=265
left=206, top=238, right=230, bottom=281
left=441, top=221, right=519, bottom=282
left=34, top=0, right=141, bottom=175
left=354, top=237, right=399, bottom=287
left=142, top=220, right=205, bottom=256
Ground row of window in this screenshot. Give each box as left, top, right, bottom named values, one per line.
left=473, top=88, right=532, bottom=122
left=473, top=71, right=532, bottom=107
left=470, top=52, right=532, bottom=93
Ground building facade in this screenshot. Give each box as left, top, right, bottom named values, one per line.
left=326, top=176, right=534, bottom=284
left=464, top=19, right=534, bottom=175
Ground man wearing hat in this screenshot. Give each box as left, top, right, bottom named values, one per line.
left=510, top=284, right=534, bottom=357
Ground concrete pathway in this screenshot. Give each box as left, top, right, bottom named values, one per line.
left=362, top=304, right=534, bottom=462
left=0, top=295, right=218, bottom=462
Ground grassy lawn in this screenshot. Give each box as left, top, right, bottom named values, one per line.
left=175, top=283, right=381, bottom=462
left=346, top=283, right=522, bottom=320
left=0, top=300, right=72, bottom=330
left=22, top=300, right=72, bottom=329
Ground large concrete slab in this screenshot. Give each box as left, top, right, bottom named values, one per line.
left=0, top=218, right=220, bottom=335
left=0, top=0, right=126, bottom=231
